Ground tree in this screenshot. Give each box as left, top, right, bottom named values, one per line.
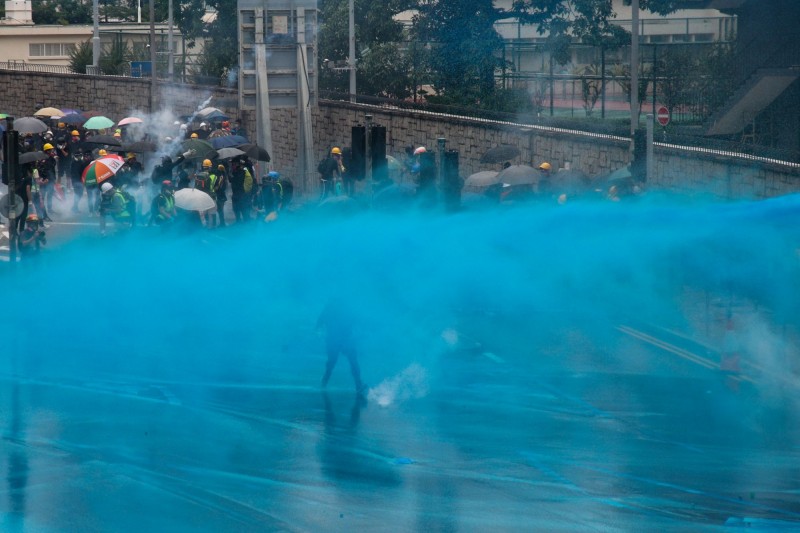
left=99, top=38, right=131, bottom=75
left=32, top=0, right=92, bottom=24
left=69, top=39, right=93, bottom=74
left=317, top=0, right=413, bottom=98
left=412, top=0, right=505, bottom=105
left=176, top=0, right=238, bottom=82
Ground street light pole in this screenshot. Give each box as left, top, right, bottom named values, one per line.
left=348, top=0, right=356, bottom=103
left=168, top=0, right=174, bottom=80
left=92, top=0, right=100, bottom=71
left=149, top=0, right=157, bottom=111
left=630, top=0, right=640, bottom=139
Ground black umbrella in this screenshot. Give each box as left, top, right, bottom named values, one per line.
left=18, top=151, right=48, bottom=164
left=238, top=143, right=270, bottom=162
left=83, top=134, right=122, bottom=147
left=13, top=117, right=48, bottom=135
left=480, top=145, right=521, bottom=164
left=59, top=113, right=86, bottom=125
left=496, top=164, right=537, bottom=186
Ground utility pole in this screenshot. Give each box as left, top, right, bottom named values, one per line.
left=348, top=0, right=356, bottom=102
left=92, top=0, right=100, bottom=72
left=168, top=0, right=174, bottom=80
left=149, top=0, right=157, bottom=111
left=630, top=0, right=640, bottom=139
left=4, top=117, right=18, bottom=264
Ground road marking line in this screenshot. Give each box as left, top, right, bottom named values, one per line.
left=617, top=325, right=753, bottom=383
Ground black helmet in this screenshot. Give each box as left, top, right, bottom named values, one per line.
left=162, top=155, right=172, bottom=164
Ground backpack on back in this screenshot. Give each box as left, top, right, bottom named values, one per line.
left=243, top=168, right=254, bottom=194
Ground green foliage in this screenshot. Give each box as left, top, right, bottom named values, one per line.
left=413, top=0, right=504, bottom=103
left=318, top=0, right=413, bottom=96
left=575, top=64, right=603, bottom=117
left=32, top=0, right=92, bottom=24
left=69, top=40, right=93, bottom=74
left=99, top=39, right=131, bottom=75
left=176, top=0, right=238, bottom=81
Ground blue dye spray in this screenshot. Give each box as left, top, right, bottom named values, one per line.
left=3, top=192, right=798, bottom=405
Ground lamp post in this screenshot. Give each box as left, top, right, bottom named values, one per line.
left=168, top=0, right=174, bottom=80
left=348, top=0, right=356, bottom=102
left=630, top=0, right=640, bottom=139
left=92, top=0, right=100, bottom=72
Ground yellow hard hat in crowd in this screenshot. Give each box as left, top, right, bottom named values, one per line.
left=202, top=159, right=212, bottom=168
left=217, top=164, right=225, bottom=171
left=98, top=149, right=107, bottom=156
left=330, top=147, right=342, bottom=155
left=539, top=162, right=552, bottom=171
left=71, top=130, right=80, bottom=136
left=191, top=133, right=199, bottom=139
left=43, top=143, right=54, bottom=151
left=57, top=122, right=65, bottom=128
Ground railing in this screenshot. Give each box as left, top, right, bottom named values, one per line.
left=0, top=60, right=235, bottom=87
left=0, top=61, right=72, bottom=74
left=321, top=91, right=800, bottom=164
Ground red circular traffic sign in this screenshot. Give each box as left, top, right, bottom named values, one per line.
left=657, top=106, right=670, bottom=127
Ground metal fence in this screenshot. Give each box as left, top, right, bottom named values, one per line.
left=322, top=91, right=800, bottom=164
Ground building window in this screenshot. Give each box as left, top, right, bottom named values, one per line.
left=29, top=43, right=75, bottom=57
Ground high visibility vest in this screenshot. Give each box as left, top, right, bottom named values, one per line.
left=113, top=191, right=132, bottom=219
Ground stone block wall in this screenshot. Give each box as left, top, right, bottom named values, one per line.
left=1, top=70, right=797, bottom=199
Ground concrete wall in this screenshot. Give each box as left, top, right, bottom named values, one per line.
left=1, top=69, right=798, bottom=199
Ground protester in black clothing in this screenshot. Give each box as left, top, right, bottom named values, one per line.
left=70, top=151, right=92, bottom=213
left=229, top=157, right=252, bottom=222
left=38, top=144, right=58, bottom=218
left=214, top=164, right=228, bottom=226
left=17, top=214, right=45, bottom=256
left=318, top=147, right=344, bottom=199
left=16, top=164, right=33, bottom=232
left=317, top=296, right=366, bottom=394
left=151, top=152, right=190, bottom=185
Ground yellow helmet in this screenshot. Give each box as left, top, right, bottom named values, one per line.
left=539, top=162, right=552, bottom=171
left=71, top=130, right=80, bottom=136
left=98, top=149, right=107, bottom=156
left=202, top=159, right=212, bottom=168
left=57, top=122, right=65, bottom=128
left=330, top=147, right=342, bottom=155
left=191, top=133, right=199, bottom=139
left=43, top=143, right=54, bottom=151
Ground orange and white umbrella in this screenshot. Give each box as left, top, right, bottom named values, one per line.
left=82, top=155, right=125, bottom=184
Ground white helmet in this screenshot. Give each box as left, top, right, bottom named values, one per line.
left=100, top=182, right=113, bottom=193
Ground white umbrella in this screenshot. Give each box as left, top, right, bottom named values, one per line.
left=174, top=188, right=215, bottom=211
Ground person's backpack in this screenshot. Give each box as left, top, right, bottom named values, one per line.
left=278, top=179, right=294, bottom=206
left=116, top=189, right=137, bottom=225
left=243, top=168, right=254, bottom=194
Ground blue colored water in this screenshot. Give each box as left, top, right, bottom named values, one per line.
left=1, top=192, right=799, bottom=531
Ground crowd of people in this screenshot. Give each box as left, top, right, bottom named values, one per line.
left=3, top=116, right=294, bottom=253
